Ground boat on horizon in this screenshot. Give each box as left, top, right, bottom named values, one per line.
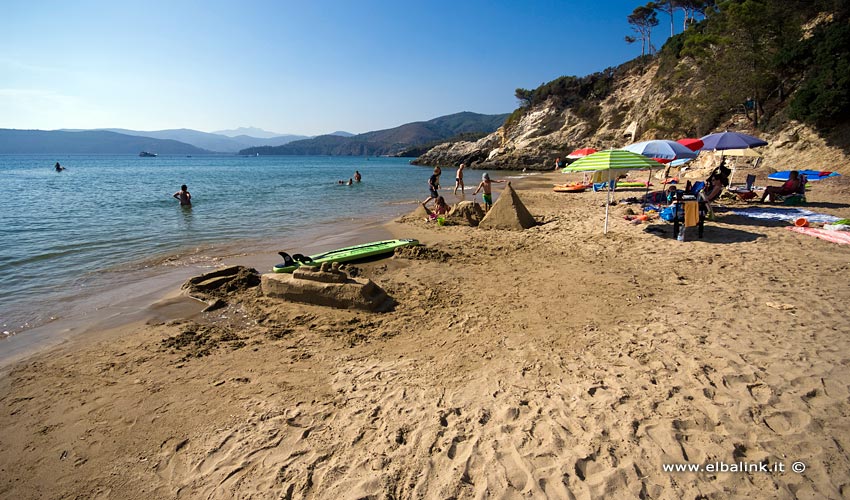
left=139, top=151, right=157, bottom=157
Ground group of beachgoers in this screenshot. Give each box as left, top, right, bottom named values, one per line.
left=337, top=170, right=362, bottom=185
left=421, top=163, right=505, bottom=219
left=170, top=170, right=367, bottom=209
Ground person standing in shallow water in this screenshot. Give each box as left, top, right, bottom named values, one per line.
left=453, top=163, right=465, bottom=195
left=173, top=184, right=191, bottom=206
left=354, top=170, right=362, bottom=182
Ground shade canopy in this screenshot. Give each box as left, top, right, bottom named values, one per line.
left=700, top=131, right=767, bottom=150
left=677, top=138, right=704, bottom=151
left=566, top=147, right=598, bottom=159
left=714, top=148, right=763, bottom=157
left=624, top=140, right=698, bottom=163
left=562, top=149, right=662, bottom=172
left=768, top=170, right=841, bottom=182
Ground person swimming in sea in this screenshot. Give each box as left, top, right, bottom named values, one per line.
left=54, top=162, right=65, bottom=172
left=173, top=184, right=192, bottom=206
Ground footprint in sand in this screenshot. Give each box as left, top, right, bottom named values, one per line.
left=155, top=436, right=191, bottom=485
left=747, top=383, right=774, bottom=404
left=763, top=410, right=811, bottom=435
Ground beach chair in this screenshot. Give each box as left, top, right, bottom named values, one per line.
left=772, top=174, right=808, bottom=206
left=729, top=174, right=757, bottom=200
left=686, top=181, right=705, bottom=195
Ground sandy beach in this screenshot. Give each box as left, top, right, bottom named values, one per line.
left=2, top=170, right=850, bottom=499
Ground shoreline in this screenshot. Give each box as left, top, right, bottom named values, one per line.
left=3, top=169, right=848, bottom=498
left=0, top=173, right=541, bottom=370
left=0, top=216, right=400, bottom=370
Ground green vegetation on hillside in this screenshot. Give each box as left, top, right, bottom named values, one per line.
left=509, top=0, right=849, bottom=139
left=510, top=66, right=633, bottom=130
left=654, top=0, right=850, bottom=133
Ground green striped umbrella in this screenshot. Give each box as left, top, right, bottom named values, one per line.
left=561, top=150, right=662, bottom=233
left=562, top=149, right=662, bottom=172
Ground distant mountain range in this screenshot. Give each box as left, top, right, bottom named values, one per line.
left=240, top=112, right=509, bottom=156
left=0, top=129, right=211, bottom=155
left=98, top=128, right=308, bottom=153
left=212, top=126, right=287, bottom=139
left=0, top=114, right=505, bottom=155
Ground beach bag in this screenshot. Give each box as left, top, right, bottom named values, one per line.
left=659, top=206, right=677, bottom=222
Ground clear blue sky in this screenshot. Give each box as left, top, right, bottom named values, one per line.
left=2, top=0, right=682, bottom=136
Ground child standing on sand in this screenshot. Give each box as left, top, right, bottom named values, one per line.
left=472, top=172, right=505, bottom=212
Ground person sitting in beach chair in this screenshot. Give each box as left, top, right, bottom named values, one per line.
left=702, top=164, right=731, bottom=203
left=703, top=178, right=725, bottom=202
left=761, top=170, right=802, bottom=203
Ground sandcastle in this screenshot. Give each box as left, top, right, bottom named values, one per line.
left=261, top=262, right=394, bottom=312
left=478, top=182, right=536, bottom=231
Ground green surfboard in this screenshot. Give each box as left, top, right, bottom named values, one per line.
left=273, top=238, right=419, bottom=273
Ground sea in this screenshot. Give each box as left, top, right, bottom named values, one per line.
left=0, top=154, right=524, bottom=352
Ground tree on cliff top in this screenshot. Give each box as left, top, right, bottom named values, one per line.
left=627, top=4, right=660, bottom=57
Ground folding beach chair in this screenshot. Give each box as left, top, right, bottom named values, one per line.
left=730, top=174, right=757, bottom=200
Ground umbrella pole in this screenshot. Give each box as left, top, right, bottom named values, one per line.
left=604, top=170, right=611, bottom=234
left=642, top=167, right=652, bottom=213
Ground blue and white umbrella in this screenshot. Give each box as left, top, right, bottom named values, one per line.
left=700, top=131, right=767, bottom=150
left=624, top=139, right=699, bottom=163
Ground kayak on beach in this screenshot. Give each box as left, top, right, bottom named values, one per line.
left=553, top=183, right=590, bottom=193
left=274, top=238, right=419, bottom=273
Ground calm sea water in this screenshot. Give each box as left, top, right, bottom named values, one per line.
left=2, top=155, right=514, bottom=336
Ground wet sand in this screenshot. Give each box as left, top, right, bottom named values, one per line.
left=1, top=171, right=849, bottom=498
left=0, top=219, right=397, bottom=369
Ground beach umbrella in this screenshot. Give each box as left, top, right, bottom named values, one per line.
left=623, top=140, right=697, bottom=210
left=768, top=170, right=841, bottom=182
left=567, top=147, right=598, bottom=159
left=562, top=150, right=662, bottom=233
left=624, top=139, right=698, bottom=163
left=677, top=138, right=704, bottom=151
left=713, top=148, right=762, bottom=157
left=700, top=131, right=767, bottom=150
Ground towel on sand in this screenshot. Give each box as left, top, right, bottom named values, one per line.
left=787, top=226, right=850, bottom=245
left=726, top=207, right=841, bottom=224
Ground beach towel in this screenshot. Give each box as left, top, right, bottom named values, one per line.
left=725, top=207, right=842, bottom=224
left=684, top=201, right=699, bottom=227
left=786, top=226, right=850, bottom=245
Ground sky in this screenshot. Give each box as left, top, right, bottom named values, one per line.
left=2, top=0, right=684, bottom=136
